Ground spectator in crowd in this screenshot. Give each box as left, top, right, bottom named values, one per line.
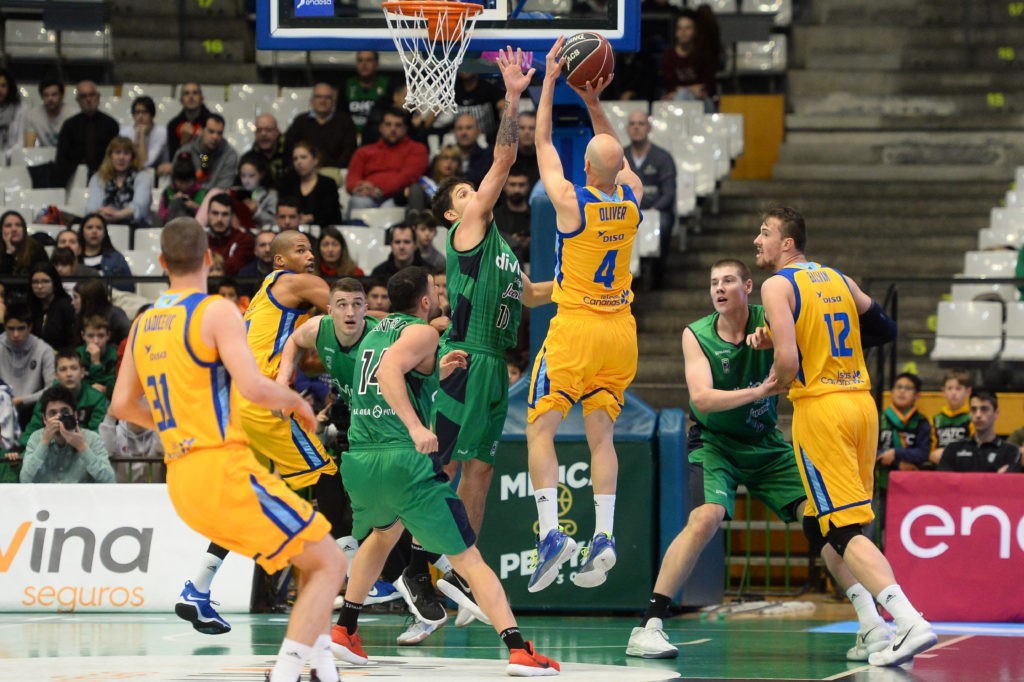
left=407, top=209, right=444, bottom=271
left=433, top=266, right=449, bottom=316
left=875, top=372, right=931, bottom=540
left=182, top=113, right=238, bottom=192
left=0, top=381, right=23, bottom=481
left=624, top=111, right=676, bottom=286
left=86, top=137, right=153, bottom=228
left=454, top=71, right=504, bottom=140
left=206, top=194, right=255, bottom=276
left=1, top=211, right=48, bottom=292
left=938, top=390, right=1022, bottom=473
left=277, top=141, right=343, bottom=227
left=101, top=415, right=165, bottom=483
left=283, top=82, right=358, bottom=169
left=345, top=108, right=429, bottom=216
left=415, top=145, right=464, bottom=209
left=929, top=368, right=973, bottom=465
left=507, top=350, right=526, bottom=386
left=164, top=81, right=210, bottom=160
left=20, top=348, right=108, bottom=448
left=159, top=153, right=202, bottom=222
left=237, top=151, right=278, bottom=228
left=251, top=113, right=287, bottom=183
left=661, top=8, right=720, bottom=111
left=54, top=81, right=120, bottom=187
left=0, top=68, right=25, bottom=162
left=369, top=223, right=424, bottom=280
left=362, top=82, right=449, bottom=146
left=510, top=111, right=539, bottom=189
left=27, top=262, right=76, bottom=351
left=72, top=278, right=130, bottom=345
left=0, top=302, right=55, bottom=427
left=238, top=229, right=276, bottom=297
left=51, top=245, right=100, bottom=294
left=345, top=50, right=391, bottom=136
left=275, top=195, right=303, bottom=232
left=19, top=384, right=114, bottom=484
left=364, top=278, right=390, bottom=312
left=453, top=113, right=493, bottom=187
left=213, top=277, right=248, bottom=310
left=492, top=171, right=532, bottom=263
left=76, top=314, right=118, bottom=395
left=121, top=95, right=168, bottom=171
left=75, top=213, right=133, bottom=292
left=24, top=77, right=71, bottom=148
left=316, top=226, right=362, bottom=280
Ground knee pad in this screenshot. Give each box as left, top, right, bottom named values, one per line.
left=826, top=523, right=863, bottom=557
left=802, top=515, right=827, bottom=555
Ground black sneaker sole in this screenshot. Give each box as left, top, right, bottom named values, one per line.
left=175, top=602, right=231, bottom=635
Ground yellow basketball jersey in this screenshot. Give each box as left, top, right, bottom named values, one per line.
left=552, top=184, right=641, bottom=314
left=131, top=290, right=249, bottom=462
left=774, top=262, right=871, bottom=400
left=244, top=270, right=315, bottom=379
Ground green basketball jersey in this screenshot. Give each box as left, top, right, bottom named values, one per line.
left=688, top=305, right=779, bottom=441
left=315, top=315, right=379, bottom=405
left=347, top=313, right=437, bottom=450
left=445, top=220, right=522, bottom=355
left=932, top=406, right=972, bottom=450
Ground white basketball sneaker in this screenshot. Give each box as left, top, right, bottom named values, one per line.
left=846, top=622, right=895, bottom=661
left=868, top=619, right=938, bottom=667
left=625, top=618, right=678, bottom=659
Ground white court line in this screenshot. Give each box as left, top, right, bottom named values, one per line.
left=822, top=635, right=974, bottom=680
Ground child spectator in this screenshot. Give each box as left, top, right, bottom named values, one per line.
left=73, top=278, right=131, bottom=345
left=507, top=350, right=527, bottom=386
left=159, top=153, right=203, bottom=222
left=76, top=315, right=118, bottom=396
left=20, top=348, right=108, bottom=448
left=875, top=372, right=931, bottom=543
left=0, top=302, right=55, bottom=427
left=929, top=369, right=973, bottom=465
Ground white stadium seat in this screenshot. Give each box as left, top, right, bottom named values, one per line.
left=10, top=147, right=57, bottom=167
left=930, top=300, right=1003, bottom=362
left=349, top=207, right=407, bottom=230
left=133, top=228, right=163, bottom=256
left=951, top=250, right=1019, bottom=303
left=604, top=100, right=649, bottom=146
left=1001, top=302, right=1024, bottom=361
left=4, top=20, right=57, bottom=59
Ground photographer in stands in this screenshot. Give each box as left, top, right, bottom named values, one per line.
left=19, top=384, right=114, bottom=483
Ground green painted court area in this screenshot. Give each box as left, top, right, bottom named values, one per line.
left=1, top=611, right=1020, bottom=681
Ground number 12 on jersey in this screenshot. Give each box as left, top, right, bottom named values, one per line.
left=824, top=312, right=853, bottom=357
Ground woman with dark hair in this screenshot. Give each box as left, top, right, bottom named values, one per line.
left=277, top=141, right=342, bottom=227
left=75, top=213, right=134, bottom=292
left=72, top=277, right=130, bottom=345
left=86, top=136, right=153, bottom=227
left=661, top=8, right=720, bottom=112
left=120, top=95, right=168, bottom=170
left=0, top=68, right=25, bottom=162
left=316, top=226, right=362, bottom=280
left=237, top=151, right=278, bottom=228
left=28, top=261, right=76, bottom=350
left=0, top=211, right=48, bottom=298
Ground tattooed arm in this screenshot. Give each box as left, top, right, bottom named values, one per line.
left=455, top=46, right=536, bottom=251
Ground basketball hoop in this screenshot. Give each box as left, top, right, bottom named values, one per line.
left=382, top=1, right=484, bottom=116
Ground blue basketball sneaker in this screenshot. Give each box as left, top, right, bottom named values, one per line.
left=364, top=579, right=402, bottom=605
left=527, top=529, right=578, bottom=593
left=572, top=533, right=617, bottom=588
left=175, top=580, right=231, bottom=635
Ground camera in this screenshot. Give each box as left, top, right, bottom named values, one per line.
left=58, top=413, right=78, bottom=431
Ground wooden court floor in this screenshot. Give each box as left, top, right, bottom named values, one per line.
left=1, top=608, right=1021, bottom=681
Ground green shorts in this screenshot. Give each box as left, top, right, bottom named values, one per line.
left=686, top=425, right=805, bottom=522
left=434, top=345, right=508, bottom=466
left=341, top=446, right=476, bottom=556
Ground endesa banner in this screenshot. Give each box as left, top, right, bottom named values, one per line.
left=0, top=484, right=253, bottom=613
left=886, top=472, right=1024, bottom=622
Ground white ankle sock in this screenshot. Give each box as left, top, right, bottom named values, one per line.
left=312, top=634, right=339, bottom=682
left=876, top=584, right=920, bottom=629
left=534, top=488, right=558, bottom=538
left=593, top=494, right=616, bottom=537
left=433, top=555, right=454, bottom=574
left=192, top=552, right=223, bottom=594
left=270, top=638, right=311, bottom=682
left=845, top=583, right=885, bottom=630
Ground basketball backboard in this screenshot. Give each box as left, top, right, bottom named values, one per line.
left=257, top=0, right=639, bottom=52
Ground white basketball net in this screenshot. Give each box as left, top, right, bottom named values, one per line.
left=382, top=2, right=483, bottom=116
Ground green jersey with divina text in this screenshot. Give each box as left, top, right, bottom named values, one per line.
left=688, top=305, right=779, bottom=442
left=347, top=313, right=437, bottom=450
left=315, top=315, right=379, bottom=405
left=444, top=220, right=523, bottom=355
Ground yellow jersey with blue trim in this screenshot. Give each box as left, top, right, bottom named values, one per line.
left=552, top=183, right=642, bottom=315
left=774, top=262, right=871, bottom=400
left=131, top=290, right=248, bottom=462
left=244, top=270, right=316, bottom=380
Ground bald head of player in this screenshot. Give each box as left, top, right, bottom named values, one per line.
left=584, top=133, right=625, bottom=187
left=270, top=230, right=316, bottom=273
left=160, top=217, right=209, bottom=275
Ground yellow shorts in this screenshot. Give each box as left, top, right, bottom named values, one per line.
left=527, top=312, right=637, bottom=423
left=239, top=402, right=336, bottom=490
left=791, top=391, right=878, bottom=534
left=167, top=446, right=331, bottom=574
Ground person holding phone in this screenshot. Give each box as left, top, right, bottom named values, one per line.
left=19, top=384, right=114, bottom=483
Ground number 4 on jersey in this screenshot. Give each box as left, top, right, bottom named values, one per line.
left=593, top=249, right=619, bottom=289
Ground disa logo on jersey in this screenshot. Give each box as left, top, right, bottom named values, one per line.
left=295, top=0, right=334, bottom=18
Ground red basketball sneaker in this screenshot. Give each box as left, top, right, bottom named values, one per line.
left=330, top=624, right=368, bottom=665
left=507, top=641, right=560, bottom=676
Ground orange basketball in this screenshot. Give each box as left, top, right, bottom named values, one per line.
left=560, top=32, right=614, bottom=89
